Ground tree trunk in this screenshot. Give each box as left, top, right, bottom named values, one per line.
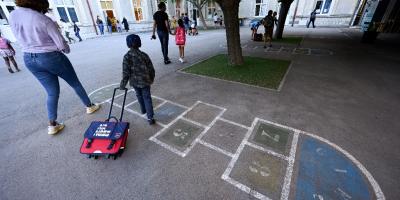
left=195, top=4, right=208, bottom=30
left=275, top=2, right=291, bottom=39
left=216, top=0, right=243, bottom=66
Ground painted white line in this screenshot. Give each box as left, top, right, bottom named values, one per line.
left=88, top=83, right=119, bottom=97
left=125, top=100, right=138, bottom=107
left=153, top=100, right=167, bottom=110
left=219, top=118, right=251, bottom=130
left=246, top=141, right=289, bottom=161
left=301, top=131, right=386, bottom=200
left=281, top=131, right=300, bottom=200
left=182, top=108, right=227, bottom=157
left=197, top=100, right=227, bottom=111
left=181, top=117, right=208, bottom=129
left=148, top=101, right=201, bottom=157
left=198, top=140, right=234, bottom=158
left=177, top=70, right=280, bottom=92
left=109, top=101, right=166, bottom=127
left=277, top=63, right=292, bottom=92
left=222, top=176, right=271, bottom=200
left=149, top=137, right=186, bottom=157
left=222, top=118, right=258, bottom=181
left=256, top=118, right=300, bottom=133
left=154, top=96, right=189, bottom=109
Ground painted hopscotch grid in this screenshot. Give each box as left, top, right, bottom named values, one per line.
left=149, top=101, right=227, bottom=158
left=89, top=84, right=385, bottom=200
left=219, top=44, right=334, bottom=56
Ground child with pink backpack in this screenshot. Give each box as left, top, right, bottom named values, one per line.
left=0, top=33, right=20, bottom=73
left=175, top=19, right=186, bottom=63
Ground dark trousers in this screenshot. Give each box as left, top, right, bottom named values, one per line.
left=75, top=31, right=83, bottom=41
left=157, top=30, right=169, bottom=61
left=307, top=19, right=315, bottom=28
left=133, top=86, right=154, bottom=120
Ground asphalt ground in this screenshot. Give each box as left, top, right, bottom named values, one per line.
left=0, top=27, right=399, bottom=200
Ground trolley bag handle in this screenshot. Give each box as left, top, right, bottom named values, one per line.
left=107, top=87, right=128, bottom=122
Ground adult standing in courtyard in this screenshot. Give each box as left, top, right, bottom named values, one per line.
left=262, top=10, right=274, bottom=48
left=9, top=0, right=100, bottom=135
left=152, top=2, right=171, bottom=64
left=122, top=17, right=129, bottom=32
left=96, top=16, right=104, bottom=35
left=307, top=9, right=317, bottom=28
left=183, top=13, right=190, bottom=34
left=107, top=16, right=113, bottom=34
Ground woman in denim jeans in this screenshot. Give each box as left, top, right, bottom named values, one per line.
left=9, top=0, right=100, bottom=135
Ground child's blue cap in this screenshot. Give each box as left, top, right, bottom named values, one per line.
left=126, top=34, right=141, bottom=48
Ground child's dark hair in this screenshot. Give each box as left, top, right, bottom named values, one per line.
left=126, top=34, right=141, bottom=49
left=178, top=19, right=184, bottom=28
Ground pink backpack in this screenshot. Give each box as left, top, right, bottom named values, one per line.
left=175, top=27, right=186, bottom=45
left=0, top=38, right=10, bottom=49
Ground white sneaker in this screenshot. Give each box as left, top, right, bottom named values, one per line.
left=86, top=104, right=101, bottom=114
left=48, top=122, right=65, bottom=135
left=179, top=58, right=185, bottom=63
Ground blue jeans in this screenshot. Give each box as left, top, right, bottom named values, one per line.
left=108, top=25, right=112, bottom=33
left=24, top=52, right=92, bottom=121
left=133, top=86, right=154, bottom=120
left=157, top=30, right=169, bottom=61
left=98, top=25, right=104, bottom=35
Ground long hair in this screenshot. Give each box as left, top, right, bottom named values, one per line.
left=16, top=0, right=49, bottom=13
left=178, top=19, right=184, bottom=28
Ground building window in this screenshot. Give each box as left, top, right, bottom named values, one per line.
left=6, top=6, right=15, bottom=13
left=55, top=0, right=79, bottom=22
left=255, top=0, right=267, bottom=17
left=100, top=0, right=114, bottom=10
left=315, top=0, right=332, bottom=14
left=133, top=0, right=143, bottom=21
left=207, top=2, right=216, bottom=19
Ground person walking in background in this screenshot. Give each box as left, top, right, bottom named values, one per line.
left=60, top=19, right=75, bottom=44
left=116, top=20, right=122, bottom=32
left=213, top=13, right=219, bottom=28
left=170, top=16, right=177, bottom=33
left=175, top=19, right=186, bottom=63
left=262, top=10, right=274, bottom=48
left=183, top=13, right=190, bottom=34
left=307, top=9, right=317, bottom=28
left=152, top=2, right=171, bottom=64
left=0, top=32, right=20, bottom=73
left=120, top=34, right=156, bottom=125
left=219, top=15, right=224, bottom=27
left=10, top=0, right=100, bottom=135
left=107, top=16, right=112, bottom=34
left=122, top=17, right=129, bottom=32
left=96, top=16, right=104, bottom=35
left=73, top=21, right=82, bottom=42
left=111, top=17, right=117, bottom=32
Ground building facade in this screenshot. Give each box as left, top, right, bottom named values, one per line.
left=239, top=0, right=360, bottom=27
left=0, top=0, right=367, bottom=41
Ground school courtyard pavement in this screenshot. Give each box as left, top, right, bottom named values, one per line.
left=0, top=27, right=399, bottom=200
